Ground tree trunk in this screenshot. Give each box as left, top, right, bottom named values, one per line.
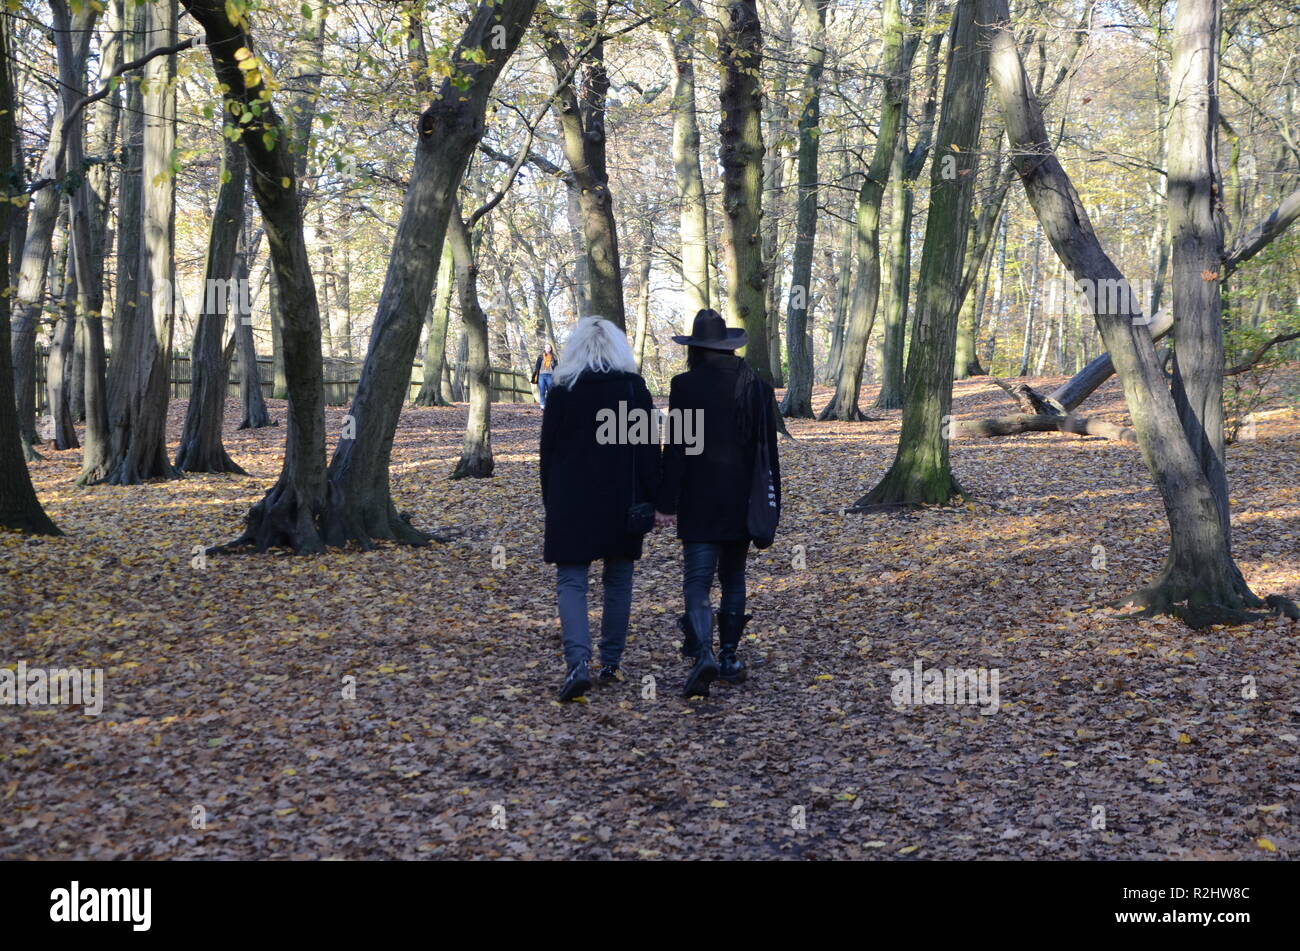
left=825, top=0, right=922, bottom=418
left=448, top=208, right=493, bottom=480
left=414, top=241, right=454, bottom=406
left=780, top=0, right=829, bottom=418
left=718, top=0, right=771, bottom=381
left=11, top=103, right=73, bottom=461
left=542, top=5, right=624, bottom=328
left=322, top=0, right=535, bottom=545
left=985, top=0, right=1283, bottom=625
left=175, top=134, right=246, bottom=473
left=47, top=219, right=79, bottom=449
left=183, top=0, right=329, bottom=552
left=852, top=0, right=992, bottom=509
left=660, top=0, right=709, bottom=319
left=234, top=226, right=271, bottom=430
left=873, top=17, right=943, bottom=410
left=94, top=0, right=179, bottom=486
left=0, top=13, right=58, bottom=534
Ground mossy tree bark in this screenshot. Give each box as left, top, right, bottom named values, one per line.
left=659, top=0, right=710, bottom=319
left=414, top=242, right=454, bottom=407
left=852, top=0, right=992, bottom=509
left=94, top=0, right=179, bottom=486
left=541, top=3, right=625, bottom=328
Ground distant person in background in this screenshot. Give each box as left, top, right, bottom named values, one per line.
left=658, top=309, right=781, bottom=697
left=540, top=319, right=660, bottom=701
left=532, top=343, right=556, bottom=408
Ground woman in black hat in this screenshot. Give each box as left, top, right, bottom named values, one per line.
left=657, top=309, right=781, bottom=697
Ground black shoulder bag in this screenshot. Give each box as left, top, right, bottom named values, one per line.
left=737, top=365, right=779, bottom=549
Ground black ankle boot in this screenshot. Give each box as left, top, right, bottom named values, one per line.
left=558, top=661, right=592, bottom=701
left=682, top=611, right=718, bottom=697
left=717, top=611, right=751, bottom=684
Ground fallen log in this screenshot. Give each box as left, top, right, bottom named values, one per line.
left=957, top=412, right=1137, bottom=442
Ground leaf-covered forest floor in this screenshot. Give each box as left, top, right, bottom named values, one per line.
left=3, top=371, right=1298, bottom=860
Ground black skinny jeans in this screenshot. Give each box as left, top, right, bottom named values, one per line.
left=682, top=540, right=748, bottom=642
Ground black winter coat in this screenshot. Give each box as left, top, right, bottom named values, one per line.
left=658, top=353, right=781, bottom=543
left=540, top=370, right=661, bottom=564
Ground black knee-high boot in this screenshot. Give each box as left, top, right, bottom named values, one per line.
left=682, top=608, right=718, bottom=697
left=717, top=611, right=750, bottom=683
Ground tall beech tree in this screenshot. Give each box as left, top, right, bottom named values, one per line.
left=819, top=0, right=914, bottom=420
left=92, top=0, right=180, bottom=486
left=873, top=5, right=942, bottom=411
left=541, top=2, right=625, bottom=328
left=659, top=0, right=710, bottom=321
left=718, top=0, right=771, bottom=381
left=175, top=135, right=246, bottom=473
left=446, top=205, right=494, bottom=479
left=852, top=0, right=991, bottom=507
left=982, top=0, right=1295, bottom=624
left=182, top=0, right=329, bottom=551
left=0, top=12, right=58, bottom=535
left=322, top=0, right=537, bottom=546
left=779, top=0, right=829, bottom=419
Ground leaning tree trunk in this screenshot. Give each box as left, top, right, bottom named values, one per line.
left=852, top=0, right=991, bottom=509
left=447, top=209, right=493, bottom=480
left=322, top=0, right=535, bottom=546
left=183, top=0, right=329, bottom=553
left=985, top=0, right=1287, bottom=625
left=175, top=134, right=246, bottom=473
left=660, top=0, right=710, bottom=319
left=718, top=0, right=771, bottom=381
left=234, top=226, right=271, bottom=429
left=0, top=13, right=58, bottom=535
left=819, top=0, right=911, bottom=420
left=414, top=241, right=454, bottom=406
left=780, top=0, right=828, bottom=419
left=94, top=0, right=179, bottom=486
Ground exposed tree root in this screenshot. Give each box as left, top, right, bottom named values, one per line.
left=210, top=478, right=327, bottom=555
left=848, top=472, right=966, bottom=513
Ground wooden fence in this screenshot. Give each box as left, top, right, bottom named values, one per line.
left=34, top=348, right=536, bottom=412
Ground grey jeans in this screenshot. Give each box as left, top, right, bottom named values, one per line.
left=556, top=559, right=635, bottom=669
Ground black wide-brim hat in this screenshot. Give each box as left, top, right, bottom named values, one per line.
left=671, top=309, right=749, bottom=350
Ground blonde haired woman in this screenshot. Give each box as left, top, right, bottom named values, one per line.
left=540, top=318, right=660, bottom=700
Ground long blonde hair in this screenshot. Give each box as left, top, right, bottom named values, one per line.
left=553, top=317, right=638, bottom=389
